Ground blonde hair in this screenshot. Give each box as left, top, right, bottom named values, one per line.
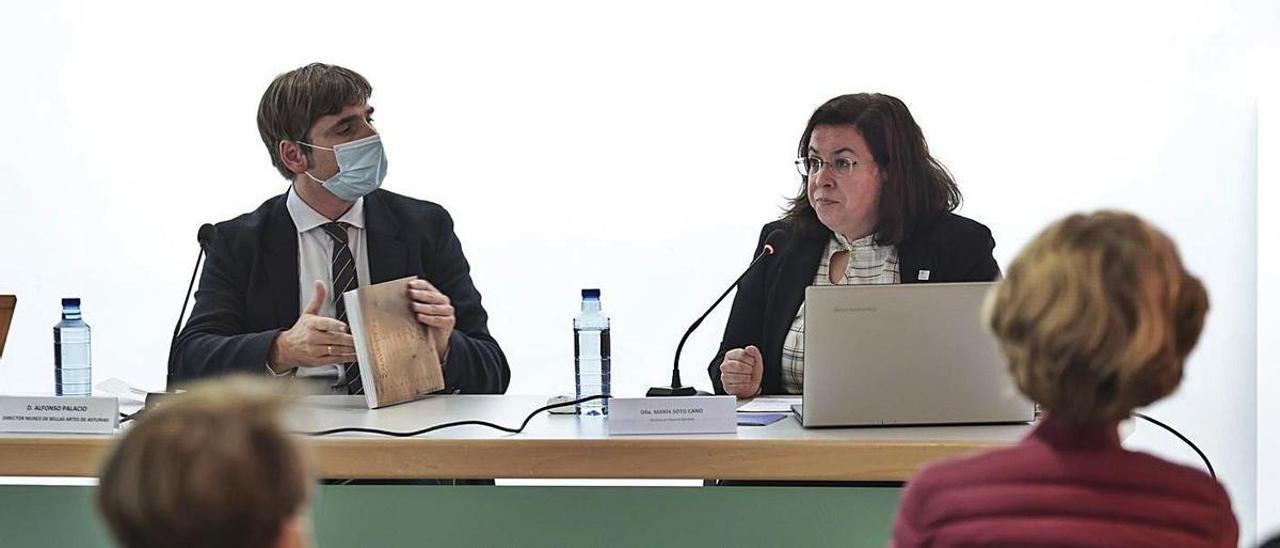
left=988, top=211, right=1208, bottom=424
left=97, top=376, right=312, bottom=548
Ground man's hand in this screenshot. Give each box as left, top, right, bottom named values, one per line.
left=720, top=345, right=764, bottom=399
left=408, top=278, right=454, bottom=362
left=267, top=281, right=356, bottom=372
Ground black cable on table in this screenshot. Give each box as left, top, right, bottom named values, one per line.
left=302, top=394, right=610, bottom=437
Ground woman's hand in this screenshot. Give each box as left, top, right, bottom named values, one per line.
left=720, top=345, right=764, bottom=399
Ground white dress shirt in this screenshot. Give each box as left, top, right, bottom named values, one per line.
left=779, top=231, right=900, bottom=394
left=284, top=186, right=371, bottom=382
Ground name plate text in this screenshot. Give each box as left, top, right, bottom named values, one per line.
left=0, top=396, right=119, bottom=434
left=608, top=396, right=737, bottom=435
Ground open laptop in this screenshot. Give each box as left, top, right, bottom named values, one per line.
left=0, top=295, right=14, bottom=360
left=793, top=282, right=1034, bottom=427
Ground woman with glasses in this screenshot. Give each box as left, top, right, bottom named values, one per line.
left=710, top=93, right=999, bottom=398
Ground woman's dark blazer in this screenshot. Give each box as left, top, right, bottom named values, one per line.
left=708, top=213, right=1001, bottom=395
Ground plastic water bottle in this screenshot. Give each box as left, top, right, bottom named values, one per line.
left=574, top=289, right=611, bottom=416
left=53, top=298, right=92, bottom=396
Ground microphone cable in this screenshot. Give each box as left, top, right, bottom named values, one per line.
left=302, top=394, right=610, bottom=437
left=1134, top=412, right=1216, bottom=479
left=118, top=395, right=608, bottom=431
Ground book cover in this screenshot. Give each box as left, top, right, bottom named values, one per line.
left=0, top=295, right=14, bottom=360
left=343, top=277, right=444, bottom=408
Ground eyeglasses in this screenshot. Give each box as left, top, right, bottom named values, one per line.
left=794, top=156, right=860, bottom=178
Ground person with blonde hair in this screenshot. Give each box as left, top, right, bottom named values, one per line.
left=97, top=377, right=313, bottom=548
left=893, top=210, right=1237, bottom=547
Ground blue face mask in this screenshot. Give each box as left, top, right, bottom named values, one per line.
left=298, top=134, right=388, bottom=201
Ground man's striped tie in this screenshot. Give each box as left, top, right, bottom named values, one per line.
left=320, top=222, right=362, bottom=395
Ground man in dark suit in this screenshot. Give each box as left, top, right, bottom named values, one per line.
left=174, top=63, right=508, bottom=394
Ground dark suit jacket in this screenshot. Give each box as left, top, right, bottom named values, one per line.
left=708, top=213, right=1000, bottom=395
left=893, top=416, right=1237, bottom=546
left=173, top=189, right=509, bottom=394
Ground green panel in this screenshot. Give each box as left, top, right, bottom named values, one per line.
left=0, top=485, right=115, bottom=547
left=312, top=485, right=902, bottom=548
left=0, top=484, right=902, bottom=548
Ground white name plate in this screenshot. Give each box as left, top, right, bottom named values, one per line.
left=608, top=396, right=737, bottom=435
left=0, top=395, right=119, bottom=434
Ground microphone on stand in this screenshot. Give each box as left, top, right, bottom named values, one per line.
left=647, top=229, right=789, bottom=397
left=166, top=223, right=215, bottom=391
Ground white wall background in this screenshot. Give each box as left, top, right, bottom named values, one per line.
left=0, top=1, right=1273, bottom=543
left=1258, top=83, right=1279, bottom=542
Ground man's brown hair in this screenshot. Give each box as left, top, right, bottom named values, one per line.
left=96, top=376, right=312, bottom=548
left=257, top=62, right=372, bottom=179
left=987, top=210, right=1209, bottom=424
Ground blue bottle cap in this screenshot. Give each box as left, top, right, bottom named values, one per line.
left=581, top=288, right=601, bottom=299
left=61, top=298, right=80, bottom=308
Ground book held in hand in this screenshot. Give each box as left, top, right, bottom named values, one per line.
left=343, top=276, right=445, bottom=408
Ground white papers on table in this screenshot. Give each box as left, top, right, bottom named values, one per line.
left=737, top=396, right=801, bottom=413
left=95, top=377, right=151, bottom=415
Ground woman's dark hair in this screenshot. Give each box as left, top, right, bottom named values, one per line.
left=784, top=93, right=962, bottom=245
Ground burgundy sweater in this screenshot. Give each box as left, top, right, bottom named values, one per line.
left=893, top=416, right=1237, bottom=547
